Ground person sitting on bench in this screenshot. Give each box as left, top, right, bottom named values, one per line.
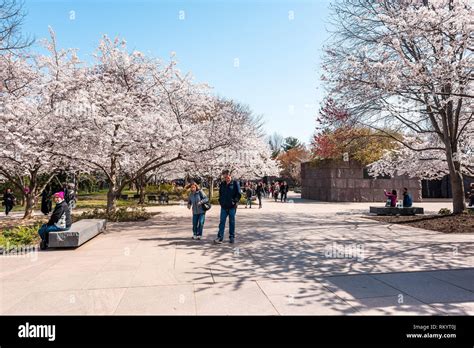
left=402, top=187, right=413, bottom=207
left=384, top=189, right=397, bottom=207
left=38, top=191, right=72, bottom=250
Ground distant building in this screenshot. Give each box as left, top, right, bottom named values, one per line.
left=301, top=160, right=421, bottom=202
left=422, top=175, right=474, bottom=199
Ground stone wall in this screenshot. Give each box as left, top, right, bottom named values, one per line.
left=301, top=160, right=422, bottom=202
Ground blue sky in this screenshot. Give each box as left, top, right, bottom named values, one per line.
left=22, top=0, right=332, bottom=144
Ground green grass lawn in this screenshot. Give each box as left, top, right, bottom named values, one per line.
left=7, top=188, right=242, bottom=213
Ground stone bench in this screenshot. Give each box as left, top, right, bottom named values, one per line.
left=47, top=219, right=106, bottom=248
left=369, top=206, right=424, bottom=216
left=147, top=195, right=158, bottom=202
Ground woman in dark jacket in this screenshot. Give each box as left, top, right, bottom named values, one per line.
left=3, top=188, right=15, bottom=216
left=41, top=187, right=52, bottom=215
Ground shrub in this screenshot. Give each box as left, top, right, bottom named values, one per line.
left=0, top=224, right=41, bottom=249
left=76, top=207, right=152, bottom=222
left=438, top=208, right=452, bottom=215
left=146, top=183, right=175, bottom=194
left=159, top=183, right=174, bottom=193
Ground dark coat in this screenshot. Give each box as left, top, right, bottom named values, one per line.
left=3, top=192, right=15, bottom=206
left=47, top=200, right=72, bottom=229
left=219, top=180, right=241, bottom=209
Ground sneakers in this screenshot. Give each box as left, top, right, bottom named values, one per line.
left=197, top=236, right=201, bottom=240
left=213, top=238, right=223, bottom=244
left=192, top=235, right=197, bottom=240
left=229, top=238, right=235, bottom=244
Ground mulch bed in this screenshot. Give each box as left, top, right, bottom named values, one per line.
left=366, top=213, right=474, bottom=233
left=0, top=216, right=47, bottom=231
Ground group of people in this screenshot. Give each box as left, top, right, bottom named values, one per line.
left=383, top=187, right=413, bottom=207
left=242, top=182, right=265, bottom=209
left=240, top=180, right=290, bottom=209
left=6, top=175, right=474, bottom=251
left=186, top=174, right=294, bottom=244
left=2, top=184, right=76, bottom=250
left=0, top=189, right=73, bottom=250
left=2, top=183, right=76, bottom=217
left=187, top=169, right=241, bottom=244
left=269, top=181, right=289, bottom=203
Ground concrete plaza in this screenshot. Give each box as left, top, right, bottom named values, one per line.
left=1, top=193, right=473, bottom=315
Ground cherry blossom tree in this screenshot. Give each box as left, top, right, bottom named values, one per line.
left=368, top=131, right=474, bottom=179
left=323, top=0, right=473, bottom=213
left=0, top=30, right=81, bottom=218
left=169, top=99, right=279, bottom=197
left=2, top=30, right=281, bottom=216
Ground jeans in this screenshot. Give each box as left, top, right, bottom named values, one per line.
left=218, top=207, right=236, bottom=240
left=192, top=213, right=205, bottom=236
left=281, top=192, right=287, bottom=202
left=257, top=195, right=262, bottom=208
left=5, top=204, right=13, bottom=215
left=38, top=224, right=69, bottom=243
left=246, top=198, right=252, bottom=208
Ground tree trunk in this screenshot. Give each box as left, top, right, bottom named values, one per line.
left=106, top=185, right=117, bottom=214
left=23, top=192, right=35, bottom=219
left=449, top=169, right=466, bottom=214
left=208, top=176, right=214, bottom=199
left=23, top=172, right=38, bottom=219
left=138, top=176, right=146, bottom=204
left=106, top=169, right=118, bottom=214
left=443, top=138, right=466, bottom=213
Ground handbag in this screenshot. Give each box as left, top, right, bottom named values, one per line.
left=199, top=191, right=211, bottom=212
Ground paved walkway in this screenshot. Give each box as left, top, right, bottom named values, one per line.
left=1, top=194, right=473, bottom=315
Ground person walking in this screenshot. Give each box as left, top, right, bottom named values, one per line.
left=281, top=181, right=289, bottom=202
left=214, top=170, right=241, bottom=244
left=41, top=187, right=52, bottom=215
left=187, top=183, right=209, bottom=240
left=38, top=192, right=72, bottom=250
left=244, top=183, right=253, bottom=208
left=3, top=188, right=16, bottom=216
left=273, top=182, right=280, bottom=202
left=256, top=182, right=264, bottom=208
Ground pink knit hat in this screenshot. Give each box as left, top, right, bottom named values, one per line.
left=53, top=191, right=65, bottom=200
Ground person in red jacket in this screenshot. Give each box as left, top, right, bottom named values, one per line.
left=384, top=189, right=397, bottom=207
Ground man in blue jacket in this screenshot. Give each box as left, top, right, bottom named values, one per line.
left=214, top=169, right=241, bottom=244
